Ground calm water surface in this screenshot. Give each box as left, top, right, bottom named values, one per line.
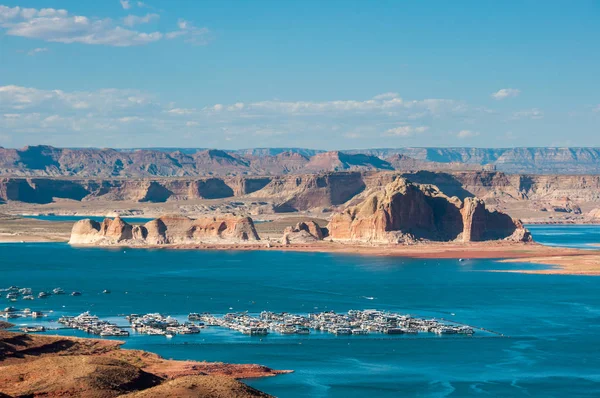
left=526, top=224, right=600, bottom=249
left=1, top=225, right=600, bottom=397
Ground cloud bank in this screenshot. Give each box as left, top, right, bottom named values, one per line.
left=0, top=5, right=209, bottom=47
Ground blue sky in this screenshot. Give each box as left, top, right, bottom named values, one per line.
left=0, top=0, right=599, bottom=149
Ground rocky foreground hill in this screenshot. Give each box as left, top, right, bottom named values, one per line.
left=2, top=145, right=600, bottom=176
left=0, top=329, right=282, bottom=397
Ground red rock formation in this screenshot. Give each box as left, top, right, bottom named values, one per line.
left=304, top=151, right=393, bottom=172
left=328, top=177, right=530, bottom=244
left=281, top=221, right=324, bottom=244
left=69, top=215, right=260, bottom=245
left=69, top=217, right=133, bottom=244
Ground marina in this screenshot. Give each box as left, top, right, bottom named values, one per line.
left=126, top=313, right=202, bottom=336
left=8, top=307, right=479, bottom=339
left=58, top=311, right=129, bottom=337
left=194, top=309, right=475, bottom=337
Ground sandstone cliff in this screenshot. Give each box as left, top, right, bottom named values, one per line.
left=5, top=145, right=600, bottom=177
left=328, top=178, right=530, bottom=244
left=69, top=215, right=260, bottom=245
left=3, top=171, right=600, bottom=218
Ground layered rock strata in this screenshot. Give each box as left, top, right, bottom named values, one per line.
left=328, top=177, right=531, bottom=244
left=69, top=215, right=260, bottom=245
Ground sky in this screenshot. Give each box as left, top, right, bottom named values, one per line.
left=0, top=0, right=599, bottom=149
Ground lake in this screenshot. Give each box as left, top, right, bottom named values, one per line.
left=1, top=225, right=600, bottom=397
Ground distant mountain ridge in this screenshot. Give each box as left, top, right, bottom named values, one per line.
left=1, top=146, right=599, bottom=176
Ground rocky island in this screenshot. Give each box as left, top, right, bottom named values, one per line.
left=67, top=177, right=531, bottom=250
left=69, top=215, right=260, bottom=246
left=328, top=178, right=530, bottom=244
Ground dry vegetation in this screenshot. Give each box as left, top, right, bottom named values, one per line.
left=0, top=331, right=287, bottom=397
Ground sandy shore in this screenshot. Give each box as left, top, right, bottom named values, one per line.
left=498, top=255, right=600, bottom=276
left=67, top=239, right=600, bottom=276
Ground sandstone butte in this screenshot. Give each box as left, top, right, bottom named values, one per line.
left=68, top=177, right=530, bottom=248
left=327, top=177, right=531, bottom=244
left=69, top=215, right=260, bottom=246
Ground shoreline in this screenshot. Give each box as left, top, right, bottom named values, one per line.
left=3, top=217, right=600, bottom=275
left=39, top=237, right=600, bottom=276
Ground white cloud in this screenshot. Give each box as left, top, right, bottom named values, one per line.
left=1, top=84, right=551, bottom=148
left=0, top=5, right=206, bottom=47
left=456, top=130, right=480, bottom=139
left=227, top=102, right=245, bottom=111
left=166, top=19, right=210, bottom=45
left=512, top=108, right=544, bottom=119
left=123, top=13, right=159, bottom=27
left=372, top=92, right=399, bottom=100
left=383, top=125, right=428, bottom=137
left=215, top=94, right=460, bottom=116
left=167, top=108, right=195, bottom=115
left=492, top=88, right=520, bottom=100
left=118, top=116, right=145, bottom=122
left=120, top=0, right=131, bottom=10
left=26, top=47, right=48, bottom=56
left=384, top=126, right=413, bottom=137
left=0, top=85, right=156, bottom=113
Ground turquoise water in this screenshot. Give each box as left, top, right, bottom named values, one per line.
left=526, top=224, right=600, bottom=249
left=1, top=225, right=600, bottom=397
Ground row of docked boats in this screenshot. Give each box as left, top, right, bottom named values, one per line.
left=58, top=311, right=129, bottom=337
left=126, top=313, right=202, bottom=337
left=188, top=309, right=475, bottom=337
left=1, top=306, right=44, bottom=319
left=2, top=286, right=82, bottom=302
left=12, top=308, right=476, bottom=339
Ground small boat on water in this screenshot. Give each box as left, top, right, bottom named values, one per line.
left=6, top=292, right=18, bottom=300
left=71, top=291, right=82, bottom=296
left=23, top=295, right=34, bottom=300
left=53, top=288, right=65, bottom=295
left=102, top=290, right=111, bottom=294
left=38, top=292, right=50, bottom=298
left=100, top=328, right=129, bottom=337
left=20, top=326, right=45, bottom=333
